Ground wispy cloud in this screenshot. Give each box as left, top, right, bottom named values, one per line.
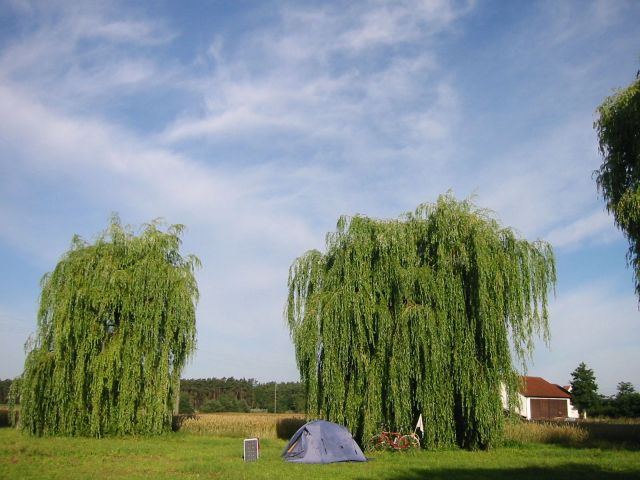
left=0, top=1, right=177, bottom=111
left=1, top=0, right=638, bottom=385
left=0, top=81, right=318, bottom=254
left=547, top=209, right=618, bottom=249
left=322, top=0, right=472, bottom=51
left=532, top=281, right=640, bottom=395
left=451, top=0, right=637, bottom=244
left=0, top=76, right=320, bottom=380
left=161, top=0, right=465, bottom=169
left=0, top=306, right=36, bottom=378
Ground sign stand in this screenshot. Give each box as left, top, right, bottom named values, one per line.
left=243, top=438, right=260, bottom=462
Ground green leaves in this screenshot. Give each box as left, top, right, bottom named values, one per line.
left=287, top=194, right=555, bottom=449
left=570, top=362, right=599, bottom=418
left=17, top=218, right=199, bottom=436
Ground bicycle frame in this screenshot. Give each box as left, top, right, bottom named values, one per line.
left=369, top=430, right=420, bottom=451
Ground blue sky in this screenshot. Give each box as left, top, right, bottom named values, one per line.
left=0, top=0, right=638, bottom=395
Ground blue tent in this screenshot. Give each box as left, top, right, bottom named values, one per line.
left=282, top=420, right=367, bottom=464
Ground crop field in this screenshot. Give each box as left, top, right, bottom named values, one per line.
left=1, top=414, right=640, bottom=479
left=177, top=412, right=306, bottom=439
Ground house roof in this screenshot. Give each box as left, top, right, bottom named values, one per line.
left=520, top=376, right=571, bottom=399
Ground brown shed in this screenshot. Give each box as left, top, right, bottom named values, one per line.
left=520, top=376, right=574, bottom=420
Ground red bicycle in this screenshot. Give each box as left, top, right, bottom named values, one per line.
left=367, top=430, right=420, bottom=451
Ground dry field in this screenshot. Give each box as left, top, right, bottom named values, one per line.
left=177, top=413, right=640, bottom=448
left=503, top=420, right=589, bottom=445
left=176, top=412, right=307, bottom=439
left=503, top=419, right=640, bottom=447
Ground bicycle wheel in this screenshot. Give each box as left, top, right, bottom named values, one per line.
left=401, top=434, right=420, bottom=449
left=368, top=434, right=389, bottom=451
left=396, top=435, right=410, bottom=450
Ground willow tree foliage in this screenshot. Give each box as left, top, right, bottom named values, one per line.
left=286, top=195, right=555, bottom=449
left=17, top=218, right=200, bottom=436
left=594, top=73, right=640, bottom=301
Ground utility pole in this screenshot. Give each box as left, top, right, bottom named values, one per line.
left=274, top=383, right=277, bottom=414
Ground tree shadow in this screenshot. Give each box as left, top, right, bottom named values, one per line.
left=506, top=421, right=640, bottom=451
left=357, top=464, right=640, bottom=480
left=550, top=440, right=640, bottom=452
left=276, top=417, right=306, bottom=440
left=580, top=422, right=640, bottom=450
left=0, top=408, right=18, bottom=428
left=0, top=409, right=8, bottom=427
left=172, top=414, right=196, bottom=431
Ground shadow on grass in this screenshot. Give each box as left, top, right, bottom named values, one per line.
left=581, top=422, right=640, bottom=448
left=360, top=464, right=640, bottom=480
left=553, top=440, right=640, bottom=452
left=505, top=420, right=640, bottom=451
left=545, top=422, right=639, bottom=451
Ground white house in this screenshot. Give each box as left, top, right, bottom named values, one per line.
left=502, top=376, right=580, bottom=420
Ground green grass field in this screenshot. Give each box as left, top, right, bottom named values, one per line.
left=1, top=427, right=640, bottom=480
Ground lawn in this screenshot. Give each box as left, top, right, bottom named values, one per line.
left=1, top=428, right=640, bottom=480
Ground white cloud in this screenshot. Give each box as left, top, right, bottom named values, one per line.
left=0, top=80, right=319, bottom=251
left=1, top=0, right=639, bottom=389
left=465, top=108, right=604, bottom=243
left=531, top=281, right=640, bottom=396
left=161, top=0, right=463, bottom=166
left=544, top=0, right=629, bottom=48
left=0, top=306, right=36, bottom=379
left=88, top=19, right=175, bottom=45
left=546, top=209, right=618, bottom=249
left=0, top=77, right=320, bottom=381
left=338, top=0, right=471, bottom=51
left=163, top=107, right=302, bottom=142
left=0, top=2, right=177, bottom=111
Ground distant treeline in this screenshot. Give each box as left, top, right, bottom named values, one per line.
left=3, top=375, right=640, bottom=418
left=178, top=378, right=305, bottom=414
left=591, top=392, right=640, bottom=418
left=1, top=377, right=305, bottom=414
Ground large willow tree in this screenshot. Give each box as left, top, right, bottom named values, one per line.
left=17, top=218, right=199, bottom=436
left=594, top=73, right=640, bottom=301
left=286, top=195, right=555, bottom=449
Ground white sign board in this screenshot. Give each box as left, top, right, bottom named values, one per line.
left=243, top=438, right=260, bottom=462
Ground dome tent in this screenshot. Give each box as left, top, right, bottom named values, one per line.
left=282, top=420, right=367, bottom=464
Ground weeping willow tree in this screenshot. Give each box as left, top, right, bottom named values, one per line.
left=286, top=194, right=555, bottom=450
left=594, top=73, right=640, bottom=301
left=16, top=217, right=200, bottom=436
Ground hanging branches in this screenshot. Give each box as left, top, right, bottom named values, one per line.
left=286, top=194, right=555, bottom=449
left=16, top=217, right=199, bottom=436
left=594, top=75, right=640, bottom=301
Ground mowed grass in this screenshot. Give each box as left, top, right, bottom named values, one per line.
left=2, top=427, right=640, bottom=480
left=1, top=430, right=639, bottom=480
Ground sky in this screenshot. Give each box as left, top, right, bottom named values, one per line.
left=0, top=0, right=638, bottom=396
